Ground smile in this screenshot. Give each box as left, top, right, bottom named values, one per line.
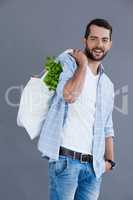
left=93, top=49, right=103, bottom=53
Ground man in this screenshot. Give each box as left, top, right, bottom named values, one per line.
left=38, top=18, right=116, bottom=200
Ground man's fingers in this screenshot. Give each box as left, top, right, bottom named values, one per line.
left=69, top=49, right=81, bottom=58
left=73, top=49, right=81, bottom=53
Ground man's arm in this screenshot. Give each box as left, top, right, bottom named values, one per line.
left=104, top=86, right=115, bottom=172
left=104, top=136, right=115, bottom=172
left=63, top=64, right=87, bottom=103
left=63, top=49, right=88, bottom=103
left=105, top=136, right=114, bottom=161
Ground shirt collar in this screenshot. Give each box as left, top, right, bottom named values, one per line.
left=98, top=63, right=104, bottom=75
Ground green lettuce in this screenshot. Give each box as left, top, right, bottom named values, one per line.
left=43, top=56, right=62, bottom=91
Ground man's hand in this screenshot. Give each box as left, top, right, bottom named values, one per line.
left=105, top=161, right=112, bottom=173
left=69, top=49, right=88, bottom=67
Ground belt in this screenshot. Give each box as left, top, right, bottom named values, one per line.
left=59, top=146, right=93, bottom=163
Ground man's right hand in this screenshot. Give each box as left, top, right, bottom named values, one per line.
left=69, top=49, right=88, bottom=67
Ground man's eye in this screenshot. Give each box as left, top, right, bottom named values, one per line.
left=103, top=39, right=108, bottom=43
left=90, top=38, right=96, bottom=41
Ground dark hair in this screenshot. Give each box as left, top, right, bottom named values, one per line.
left=84, top=18, right=112, bottom=40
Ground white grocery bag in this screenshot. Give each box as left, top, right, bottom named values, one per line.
left=17, top=72, right=54, bottom=140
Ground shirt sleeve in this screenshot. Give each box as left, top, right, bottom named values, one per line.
left=104, top=84, right=115, bottom=138
left=55, top=54, right=75, bottom=100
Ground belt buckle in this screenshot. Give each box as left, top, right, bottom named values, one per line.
left=80, top=153, right=87, bottom=163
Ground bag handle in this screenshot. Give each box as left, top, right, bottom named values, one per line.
left=31, top=69, right=46, bottom=79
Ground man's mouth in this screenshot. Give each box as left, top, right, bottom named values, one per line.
left=93, top=49, right=104, bottom=56
left=93, top=49, right=104, bottom=53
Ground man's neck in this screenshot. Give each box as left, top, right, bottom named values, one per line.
left=87, top=59, right=101, bottom=75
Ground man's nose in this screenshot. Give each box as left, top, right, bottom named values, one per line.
left=96, top=39, right=103, bottom=48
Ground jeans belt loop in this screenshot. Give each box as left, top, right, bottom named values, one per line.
left=72, top=151, right=76, bottom=160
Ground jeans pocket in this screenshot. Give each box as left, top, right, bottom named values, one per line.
left=55, top=156, right=68, bottom=176
left=48, top=155, right=68, bottom=176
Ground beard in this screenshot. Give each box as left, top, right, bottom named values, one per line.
left=84, top=47, right=108, bottom=61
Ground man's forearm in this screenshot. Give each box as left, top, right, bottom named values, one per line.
left=63, top=64, right=87, bottom=103
left=105, top=136, right=114, bottom=161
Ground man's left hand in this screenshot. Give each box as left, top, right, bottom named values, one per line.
left=105, top=161, right=112, bottom=173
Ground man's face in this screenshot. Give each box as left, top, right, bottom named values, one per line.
left=84, top=25, right=112, bottom=61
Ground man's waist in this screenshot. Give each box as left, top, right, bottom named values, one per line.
left=59, top=146, right=93, bottom=163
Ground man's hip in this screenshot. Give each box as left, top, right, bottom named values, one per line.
left=48, top=147, right=102, bottom=200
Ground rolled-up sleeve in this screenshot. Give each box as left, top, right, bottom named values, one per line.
left=104, top=85, right=115, bottom=138
left=56, top=54, right=75, bottom=100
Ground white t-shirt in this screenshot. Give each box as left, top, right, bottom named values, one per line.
left=61, top=66, right=99, bottom=154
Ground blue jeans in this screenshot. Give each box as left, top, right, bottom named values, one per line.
left=48, top=155, right=102, bottom=200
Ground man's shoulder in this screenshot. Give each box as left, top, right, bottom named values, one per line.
left=56, top=49, right=77, bottom=71
left=102, top=73, right=114, bottom=91
left=56, top=49, right=73, bottom=62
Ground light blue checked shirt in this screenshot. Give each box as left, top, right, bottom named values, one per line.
left=37, top=50, right=115, bottom=179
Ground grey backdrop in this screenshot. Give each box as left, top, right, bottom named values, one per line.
left=0, top=0, right=132, bottom=199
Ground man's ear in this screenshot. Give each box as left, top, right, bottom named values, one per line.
left=109, top=40, right=112, bottom=49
